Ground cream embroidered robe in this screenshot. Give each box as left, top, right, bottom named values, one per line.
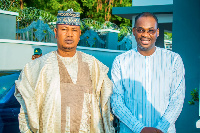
left=15, top=51, right=115, bottom=133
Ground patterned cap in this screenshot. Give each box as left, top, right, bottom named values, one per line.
left=34, top=48, right=42, bottom=55
left=56, top=9, right=81, bottom=26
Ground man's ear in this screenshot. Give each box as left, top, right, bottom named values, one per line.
left=132, top=27, right=136, bottom=36
left=156, top=28, right=159, bottom=37
left=79, top=30, right=81, bottom=41
left=54, top=28, right=57, bottom=38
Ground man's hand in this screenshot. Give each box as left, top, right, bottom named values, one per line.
left=32, top=55, right=35, bottom=60
left=141, top=127, right=163, bottom=133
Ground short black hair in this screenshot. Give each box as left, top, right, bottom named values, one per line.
left=134, top=12, right=158, bottom=28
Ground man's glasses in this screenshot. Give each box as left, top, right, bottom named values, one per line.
left=135, top=27, right=157, bottom=35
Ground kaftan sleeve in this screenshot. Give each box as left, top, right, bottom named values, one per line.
left=15, top=89, right=32, bottom=133
left=156, top=55, right=185, bottom=133
left=15, top=63, right=40, bottom=133
left=111, top=57, right=145, bottom=133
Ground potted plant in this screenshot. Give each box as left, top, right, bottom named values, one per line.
left=188, top=88, right=199, bottom=105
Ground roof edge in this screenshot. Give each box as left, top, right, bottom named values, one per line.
left=112, top=4, right=173, bottom=19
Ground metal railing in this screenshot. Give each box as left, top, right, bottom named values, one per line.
left=16, top=19, right=132, bottom=50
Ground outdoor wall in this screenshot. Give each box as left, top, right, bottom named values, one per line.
left=0, top=39, right=124, bottom=78
left=0, top=40, right=57, bottom=71
left=173, top=0, right=200, bottom=133
left=132, top=0, right=173, bottom=6
left=0, top=10, right=18, bottom=40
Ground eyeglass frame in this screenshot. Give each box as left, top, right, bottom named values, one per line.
left=133, top=27, right=158, bottom=35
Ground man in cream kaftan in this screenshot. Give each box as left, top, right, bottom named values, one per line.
left=15, top=51, right=114, bottom=133
left=15, top=9, right=114, bottom=133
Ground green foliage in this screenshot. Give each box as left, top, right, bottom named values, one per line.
left=23, top=0, right=132, bottom=27
left=118, top=26, right=132, bottom=41
left=81, top=18, right=102, bottom=34
left=0, top=0, right=57, bottom=29
left=80, top=0, right=131, bottom=26
left=16, top=7, right=57, bottom=28
left=1, top=0, right=132, bottom=32
left=188, top=88, right=199, bottom=105
left=0, top=0, right=20, bottom=11
left=111, top=0, right=132, bottom=27
left=24, top=0, right=82, bottom=15
left=164, top=31, right=172, bottom=41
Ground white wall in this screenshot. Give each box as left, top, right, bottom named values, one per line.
left=0, top=39, right=124, bottom=78
left=0, top=39, right=57, bottom=70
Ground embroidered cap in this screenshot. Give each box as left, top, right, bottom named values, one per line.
left=56, top=8, right=81, bottom=26
left=34, top=48, right=42, bottom=55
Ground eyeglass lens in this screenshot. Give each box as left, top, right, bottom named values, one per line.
left=136, top=28, right=156, bottom=34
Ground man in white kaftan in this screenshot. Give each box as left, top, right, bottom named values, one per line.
left=15, top=9, right=114, bottom=133
left=111, top=12, right=185, bottom=133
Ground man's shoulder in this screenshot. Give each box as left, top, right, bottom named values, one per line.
left=158, top=47, right=181, bottom=58
left=157, top=47, right=184, bottom=68
left=78, top=51, right=109, bottom=71
left=114, top=49, right=135, bottom=61
left=26, top=51, right=56, bottom=68
left=78, top=51, right=95, bottom=60
left=78, top=51, right=96, bottom=64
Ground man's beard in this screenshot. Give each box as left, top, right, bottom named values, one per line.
left=62, top=46, right=75, bottom=50
left=137, top=43, right=154, bottom=51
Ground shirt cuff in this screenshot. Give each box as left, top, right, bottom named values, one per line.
left=132, top=122, right=145, bottom=133
left=156, top=124, right=167, bottom=133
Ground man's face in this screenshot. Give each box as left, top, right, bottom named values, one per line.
left=32, top=54, right=42, bottom=60
left=54, top=25, right=81, bottom=53
left=133, top=16, right=159, bottom=51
